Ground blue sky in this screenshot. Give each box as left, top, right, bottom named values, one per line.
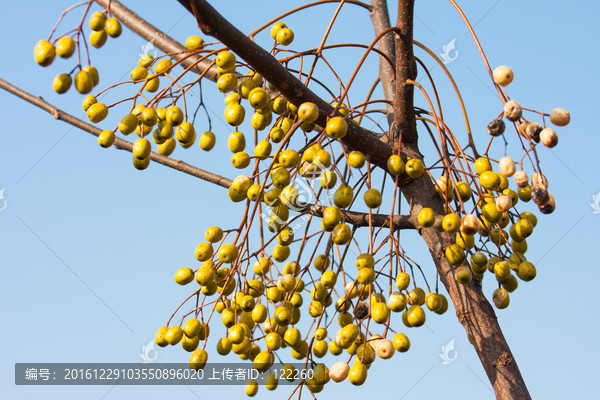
left=1, top=1, right=599, bottom=399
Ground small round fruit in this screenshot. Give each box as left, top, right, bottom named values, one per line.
left=405, top=158, right=424, bottom=178
left=34, top=39, right=55, bottom=66
left=395, top=272, right=410, bottom=291
left=493, top=288, right=510, bottom=309
left=487, top=118, right=505, bottom=136
left=218, top=244, right=238, bottom=263
left=74, top=70, right=93, bottom=94
left=418, top=208, right=435, bottom=227
left=480, top=170, right=500, bottom=190
left=540, top=128, right=558, bottom=148
left=499, top=157, right=516, bottom=177
left=364, top=188, right=382, bottom=208
left=504, top=100, right=522, bottom=121
left=52, top=73, right=72, bottom=94
left=442, top=213, right=461, bottom=233
left=348, top=363, right=367, bottom=386
left=204, top=226, right=223, bottom=243
left=131, top=66, right=148, bottom=81
left=348, top=151, right=365, bottom=168
left=387, top=155, right=404, bottom=176
left=298, top=102, right=319, bottom=123
left=454, top=266, right=472, bottom=284
left=185, top=35, right=205, bottom=50
left=493, top=65, right=514, bottom=86
left=55, top=37, right=75, bottom=58
left=83, top=66, right=99, bottom=86
left=329, top=361, right=349, bottom=383
left=333, top=185, right=353, bottom=208
left=474, top=157, right=492, bottom=175
left=326, top=116, right=347, bottom=139
left=276, top=28, right=294, bottom=46
left=155, top=58, right=172, bottom=74
left=89, top=11, right=107, bottom=31
left=550, top=108, right=570, bottom=126
left=224, top=103, right=246, bottom=126
left=87, top=103, right=108, bottom=123
left=89, top=29, right=107, bottom=48
left=517, top=261, right=537, bottom=282
left=165, top=326, right=184, bottom=345
left=97, top=130, right=115, bottom=148
left=105, top=17, right=122, bottom=37
left=392, top=332, right=410, bottom=352
left=216, top=51, right=236, bottom=69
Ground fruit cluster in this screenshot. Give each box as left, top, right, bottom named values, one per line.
left=33, top=4, right=569, bottom=397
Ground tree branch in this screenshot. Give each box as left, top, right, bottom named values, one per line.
left=0, top=77, right=230, bottom=188
left=392, top=0, right=418, bottom=146
left=178, top=0, right=394, bottom=170
left=370, top=0, right=396, bottom=118
left=304, top=204, right=414, bottom=230
left=95, top=0, right=218, bottom=81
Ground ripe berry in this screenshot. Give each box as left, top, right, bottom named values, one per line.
left=185, top=36, right=205, bottom=50
left=97, top=130, right=115, bottom=148
left=493, top=65, right=514, bottom=86
left=89, top=12, right=107, bottom=31
left=74, top=70, right=93, bottom=94
left=326, top=116, right=347, bottom=139
left=89, top=29, right=107, bottom=48
left=87, top=102, right=108, bottom=123
left=276, top=28, right=294, bottom=46
left=34, top=40, right=55, bottom=66
left=55, top=37, right=75, bottom=58
left=52, top=74, right=72, bottom=94
left=105, top=17, right=122, bottom=38
left=387, top=155, right=404, bottom=175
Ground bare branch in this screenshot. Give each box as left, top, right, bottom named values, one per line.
left=0, top=77, right=230, bottom=188
left=95, top=0, right=218, bottom=81
left=178, top=0, right=394, bottom=170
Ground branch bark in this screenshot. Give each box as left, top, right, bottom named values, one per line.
left=370, top=0, right=396, bottom=118
left=392, top=0, right=418, bottom=146
left=95, top=0, right=218, bottom=81
left=178, top=0, right=394, bottom=170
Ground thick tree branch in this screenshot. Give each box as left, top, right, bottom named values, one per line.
left=95, top=0, right=218, bottom=81
left=178, top=0, right=394, bottom=170
left=304, top=204, right=414, bottom=231
left=370, top=0, right=396, bottom=118
left=400, top=159, right=532, bottom=400
left=392, top=0, right=418, bottom=146
left=389, top=2, right=531, bottom=397
left=0, top=77, right=230, bottom=188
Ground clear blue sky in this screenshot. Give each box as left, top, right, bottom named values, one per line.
left=1, top=1, right=598, bottom=399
